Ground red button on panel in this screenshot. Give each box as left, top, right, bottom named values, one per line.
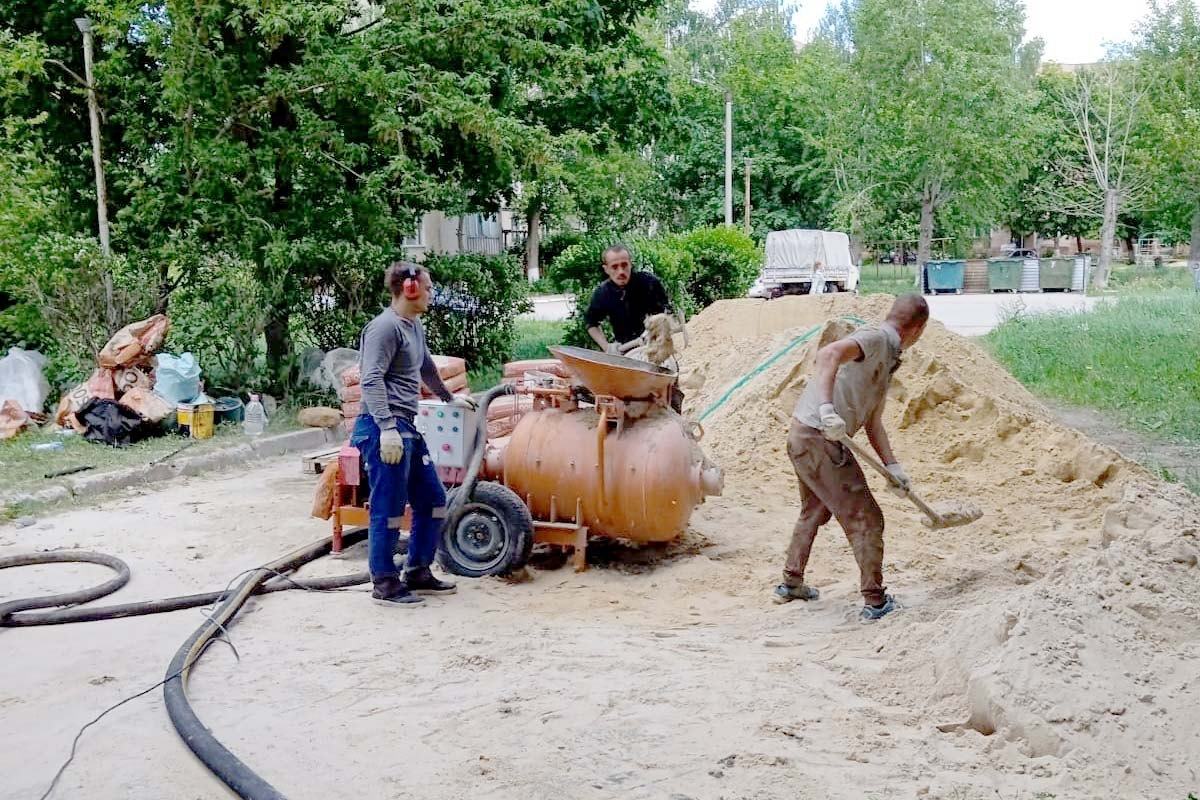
left=441, top=444, right=451, bottom=452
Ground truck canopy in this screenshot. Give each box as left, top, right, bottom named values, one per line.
left=763, top=229, right=855, bottom=276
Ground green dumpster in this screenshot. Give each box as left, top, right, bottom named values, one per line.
left=987, top=258, right=1022, bottom=292
left=1039, top=258, right=1074, bottom=291
left=924, top=260, right=965, bottom=294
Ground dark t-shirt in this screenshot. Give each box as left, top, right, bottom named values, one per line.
left=584, top=271, right=671, bottom=344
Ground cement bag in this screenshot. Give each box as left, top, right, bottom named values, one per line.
left=118, top=387, right=173, bottom=423
left=430, top=354, right=467, bottom=380
left=311, top=460, right=340, bottom=520
left=114, top=365, right=153, bottom=395
left=155, top=353, right=200, bottom=405
left=0, top=347, right=50, bottom=413
left=98, top=314, right=170, bottom=368
left=0, top=399, right=31, bottom=440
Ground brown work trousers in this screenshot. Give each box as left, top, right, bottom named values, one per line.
left=783, top=420, right=886, bottom=606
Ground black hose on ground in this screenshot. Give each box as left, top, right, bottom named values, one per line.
left=0, top=532, right=369, bottom=627
left=0, top=551, right=131, bottom=620
left=446, top=383, right=516, bottom=525
left=164, top=534, right=349, bottom=800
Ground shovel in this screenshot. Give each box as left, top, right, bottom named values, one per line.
left=837, top=435, right=983, bottom=529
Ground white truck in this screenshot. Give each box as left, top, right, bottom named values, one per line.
left=747, top=229, right=860, bottom=298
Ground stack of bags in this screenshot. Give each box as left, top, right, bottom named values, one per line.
left=55, top=315, right=175, bottom=442
left=338, top=355, right=469, bottom=430
left=499, top=358, right=568, bottom=385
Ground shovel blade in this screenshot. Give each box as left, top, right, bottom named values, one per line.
left=920, top=500, right=984, bottom=529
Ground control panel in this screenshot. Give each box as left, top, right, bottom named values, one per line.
left=415, top=399, right=476, bottom=469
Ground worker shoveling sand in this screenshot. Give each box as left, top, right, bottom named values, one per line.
left=677, top=294, right=1200, bottom=797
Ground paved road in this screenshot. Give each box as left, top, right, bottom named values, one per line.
left=521, top=291, right=1099, bottom=336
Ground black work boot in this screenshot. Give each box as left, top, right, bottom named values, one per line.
left=404, top=566, right=457, bottom=595
left=372, top=575, right=423, bottom=607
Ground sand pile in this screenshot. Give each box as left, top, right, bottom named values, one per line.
left=678, top=294, right=1200, bottom=795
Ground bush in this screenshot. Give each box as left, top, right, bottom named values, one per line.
left=422, top=252, right=532, bottom=368
left=550, top=227, right=762, bottom=346
left=166, top=254, right=268, bottom=392
left=538, top=230, right=586, bottom=286
left=676, top=226, right=761, bottom=308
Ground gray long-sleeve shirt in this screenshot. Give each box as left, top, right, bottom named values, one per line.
left=358, top=308, right=451, bottom=430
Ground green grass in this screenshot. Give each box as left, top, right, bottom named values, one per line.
left=1098, top=263, right=1197, bottom=295
left=857, top=262, right=920, bottom=296
left=0, top=411, right=299, bottom=506
left=984, top=292, right=1200, bottom=444
left=468, top=319, right=567, bottom=391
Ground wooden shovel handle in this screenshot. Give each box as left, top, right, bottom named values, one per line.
left=836, top=434, right=943, bottom=524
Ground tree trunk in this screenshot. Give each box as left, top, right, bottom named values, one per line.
left=524, top=206, right=542, bottom=282
left=1075, top=234, right=1083, bottom=255
left=456, top=216, right=465, bottom=252
left=264, top=306, right=291, bottom=394
left=1188, top=202, right=1200, bottom=272
left=1095, top=188, right=1119, bottom=290
left=1123, top=233, right=1136, bottom=265
left=917, top=192, right=935, bottom=267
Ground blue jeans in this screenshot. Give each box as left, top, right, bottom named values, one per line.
left=351, top=415, right=447, bottom=579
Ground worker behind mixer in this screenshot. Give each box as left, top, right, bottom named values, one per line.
left=585, top=243, right=671, bottom=354
left=353, top=262, right=474, bottom=607
left=774, top=293, right=929, bottom=621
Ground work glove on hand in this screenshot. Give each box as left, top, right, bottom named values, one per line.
left=450, top=394, right=478, bottom=412
left=379, top=427, right=405, bottom=465
left=818, top=403, right=847, bottom=442
left=605, top=342, right=622, bottom=355
left=884, top=462, right=910, bottom=497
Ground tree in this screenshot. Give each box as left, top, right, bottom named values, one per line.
left=850, top=0, right=1038, bottom=264
left=1005, top=67, right=1096, bottom=253
left=648, top=1, right=837, bottom=236
left=1135, top=0, right=1200, bottom=270
left=1054, top=62, right=1148, bottom=288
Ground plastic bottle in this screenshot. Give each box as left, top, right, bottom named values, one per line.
left=243, top=393, right=267, bottom=437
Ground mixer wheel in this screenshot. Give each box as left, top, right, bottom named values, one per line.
left=439, top=481, right=534, bottom=577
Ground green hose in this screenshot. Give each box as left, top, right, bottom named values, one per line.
left=696, top=315, right=866, bottom=422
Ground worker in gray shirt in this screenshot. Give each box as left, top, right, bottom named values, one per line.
left=351, top=261, right=476, bottom=607
left=775, top=294, right=928, bottom=620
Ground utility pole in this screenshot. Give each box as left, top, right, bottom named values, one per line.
left=724, top=90, right=733, bottom=226
left=76, top=18, right=111, bottom=261
left=743, top=158, right=751, bottom=235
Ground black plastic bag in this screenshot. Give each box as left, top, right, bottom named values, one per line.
left=78, top=397, right=153, bottom=447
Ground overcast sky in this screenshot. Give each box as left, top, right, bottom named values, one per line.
left=689, top=0, right=1151, bottom=64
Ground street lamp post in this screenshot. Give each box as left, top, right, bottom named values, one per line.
left=75, top=17, right=111, bottom=261
left=743, top=157, right=751, bottom=235
left=724, top=90, right=733, bottom=226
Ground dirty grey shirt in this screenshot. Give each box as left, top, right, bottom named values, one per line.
left=359, top=308, right=450, bottom=430
left=793, top=323, right=902, bottom=436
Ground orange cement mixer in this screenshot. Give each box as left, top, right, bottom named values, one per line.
left=435, top=346, right=723, bottom=575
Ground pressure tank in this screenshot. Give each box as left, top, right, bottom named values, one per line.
left=484, top=407, right=723, bottom=542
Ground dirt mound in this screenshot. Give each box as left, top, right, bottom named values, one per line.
left=678, top=294, right=1200, bottom=795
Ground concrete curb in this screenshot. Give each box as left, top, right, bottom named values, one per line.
left=2, top=427, right=341, bottom=512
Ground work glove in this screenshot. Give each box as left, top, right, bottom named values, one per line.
left=379, top=427, right=405, bottom=465
left=818, top=403, right=847, bottom=442
left=450, top=394, right=478, bottom=412
left=884, top=462, right=910, bottom=497
left=605, top=342, right=622, bottom=355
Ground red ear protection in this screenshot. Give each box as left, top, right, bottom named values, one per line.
left=402, top=266, right=421, bottom=300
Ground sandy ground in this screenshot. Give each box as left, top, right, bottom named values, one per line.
left=3, top=294, right=1198, bottom=800
left=0, top=459, right=1083, bottom=800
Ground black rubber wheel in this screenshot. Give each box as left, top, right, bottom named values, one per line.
left=825, top=282, right=839, bottom=293
left=439, top=481, right=534, bottom=577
